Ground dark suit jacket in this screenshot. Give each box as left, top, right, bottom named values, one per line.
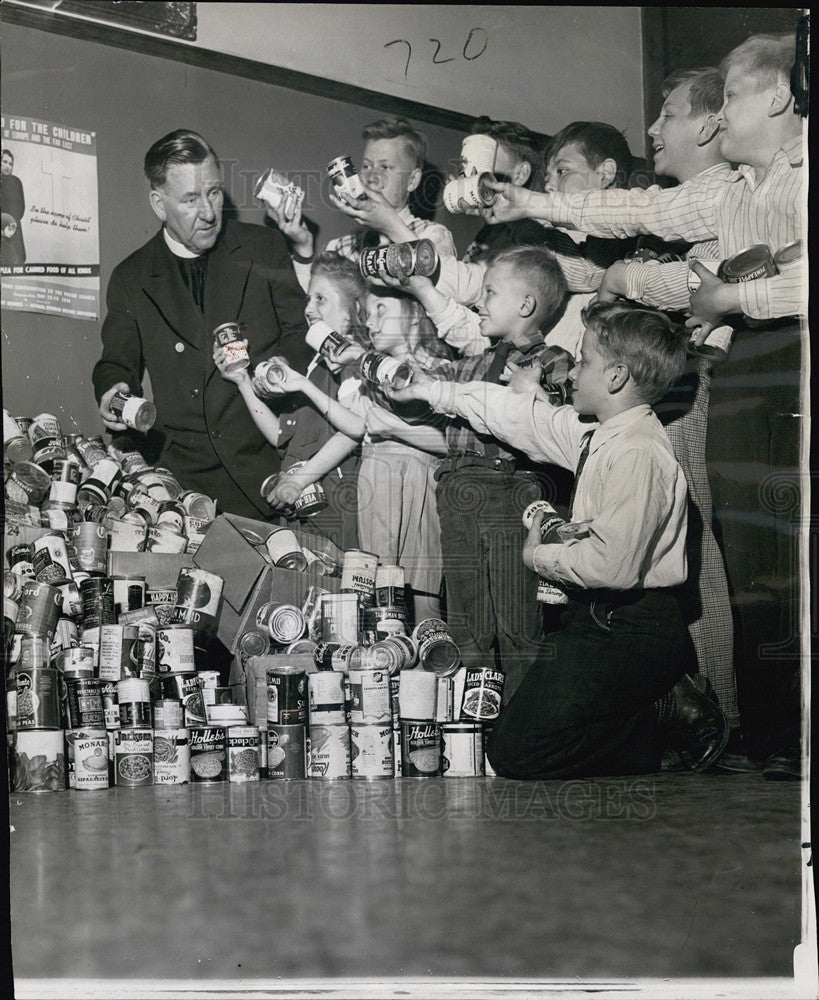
left=92, top=219, right=310, bottom=517
left=0, top=173, right=26, bottom=266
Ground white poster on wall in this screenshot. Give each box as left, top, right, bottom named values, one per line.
left=0, top=113, right=100, bottom=320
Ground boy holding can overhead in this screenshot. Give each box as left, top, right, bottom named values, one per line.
left=393, top=301, right=730, bottom=778
left=268, top=118, right=456, bottom=293
left=389, top=245, right=574, bottom=702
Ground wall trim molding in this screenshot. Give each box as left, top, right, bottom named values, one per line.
left=1, top=2, right=483, bottom=132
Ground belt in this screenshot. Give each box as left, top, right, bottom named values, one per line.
left=435, top=455, right=516, bottom=480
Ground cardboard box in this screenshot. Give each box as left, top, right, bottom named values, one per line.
left=230, top=652, right=316, bottom=726
left=107, top=551, right=195, bottom=589
left=193, top=514, right=341, bottom=653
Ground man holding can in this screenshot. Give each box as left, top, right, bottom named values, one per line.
left=93, top=129, right=311, bottom=518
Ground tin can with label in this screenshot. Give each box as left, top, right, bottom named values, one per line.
left=264, top=527, right=308, bottom=570
left=145, top=524, right=187, bottom=554
left=117, top=677, right=152, bottom=728
left=71, top=522, right=108, bottom=576
left=266, top=665, right=307, bottom=724
left=56, top=581, right=83, bottom=620
left=412, top=619, right=461, bottom=677
left=8, top=463, right=52, bottom=505
left=100, top=681, right=120, bottom=730
left=72, top=728, right=110, bottom=789
left=80, top=577, right=116, bottom=630
left=107, top=517, right=147, bottom=553
left=400, top=720, right=442, bottom=777
left=162, top=671, right=208, bottom=725
left=313, top=642, right=358, bottom=674
left=349, top=724, right=394, bottom=779
left=256, top=602, right=305, bottom=644
left=109, top=391, right=157, bottom=433
left=8, top=542, right=35, bottom=577
left=169, top=567, right=224, bottom=631
left=16, top=580, right=62, bottom=638
left=374, top=564, right=405, bottom=609
left=13, top=729, right=66, bottom=792
left=65, top=676, right=105, bottom=729
left=153, top=698, right=183, bottom=730
left=111, top=576, right=147, bottom=616
left=227, top=725, right=261, bottom=782
left=47, top=479, right=78, bottom=507
left=189, top=725, right=228, bottom=781
left=213, top=322, right=249, bottom=373
left=718, top=244, right=779, bottom=283
left=361, top=606, right=406, bottom=643
left=398, top=669, right=438, bottom=722
left=358, top=640, right=405, bottom=676
left=114, top=728, right=153, bottom=786
left=460, top=666, right=505, bottom=721
left=98, top=624, right=140, bottom=681
left=54, top=646, right=95, bottom=679
left=293, top=480, right=328, bottom=518
left=3, top=410, right=33, bottom=463
left=307, top=723, right=350, bottom=779
left=320, top=593, right=360, bottom=645
left=441, top=722, right=485, bottom=776
left=347, top=666, right=391, bottom=724
left=340, top=549, right=378, bottom=603
left=326, top=154, right=367, bottom=201
left=18, top=635, right=51, bottom=671
left=50, top=617, right=79, bottom=658
left=153, top=728, right=191, bottom=784
left=301, top=585, right=330, bottom=641
left=13, top=668, right=62, bottom=730
left=266, top=722, right=306, bottom=779
left=136, top=621, right=156, bottom=677
left=308, top=670, right=347, bottom=724
left=28, top=413, right=65, bottom=472
left=436, top=675, right=455, bottom=723
left=156, top=626, right=196, bottom=673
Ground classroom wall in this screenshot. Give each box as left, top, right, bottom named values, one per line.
left=0, top=21, right=480, bottom=436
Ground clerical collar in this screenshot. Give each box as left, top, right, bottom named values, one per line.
left=163, top=228, right=201, bottom=259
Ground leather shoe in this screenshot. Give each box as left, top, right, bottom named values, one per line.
left=762, top=750, right=801, bottom=781
left=659, top=674, right=729, bottom=773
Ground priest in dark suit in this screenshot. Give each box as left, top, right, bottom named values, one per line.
left=92, top=129, right=310, bottom=518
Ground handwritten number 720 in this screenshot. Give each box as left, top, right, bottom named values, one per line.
left=385, top=29, right=488, bottom=79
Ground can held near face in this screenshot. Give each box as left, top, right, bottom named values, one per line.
left=307, top=723, right=351, bottom=779
left=349, top=724, right=394, bottom=779
left=326, top=154, right=367, bottom=201
left=114, top=728, right=153, bottom=787
left=441, top=722, right=485, bottom=776
left=228, top=725, right=261, bottom=782
left=13, top=729, right=66, bottom=792
left=266, top=722, right=306, bottom=779
left=460, top=666, right=505, bottom=721
left=153, top=728, right=191, bottom=785
left=400, top=720, right=442, bottom=777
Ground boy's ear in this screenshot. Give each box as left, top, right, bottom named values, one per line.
left=697, top=113, right=721, bottom=146
left=406, top=166, right=422, bottom=194
left=769, top=80, right=794, bottom=117
left=607, top=362, right=630, bottom=394
left=149, top=189, right=167, bottom=222
left=512, top=160, right=532, bottom=187
left=519, top=292, right=536, bottom=318
left=597, top=157, right=619, bottom=189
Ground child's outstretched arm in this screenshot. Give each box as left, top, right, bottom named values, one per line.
left=269, top=431, right=359, bottom=507
left=362, top=402, right=448, bottom=456
left=265, top=361, right=366, bottom=440
left=213, top=341, right=282, bottom=447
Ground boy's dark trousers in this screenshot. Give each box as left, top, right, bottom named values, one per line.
left=487, top=588, right=696, bottom=778
left=435, top=461, right=550, bottom=699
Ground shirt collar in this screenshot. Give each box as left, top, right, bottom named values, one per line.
left=397, top=205, right=415, bottom=225
left=163, top=228, right=201, bottom=259
left=590, top=403, right=653, bottom=448
left=729, top=136, right=804, bottom=184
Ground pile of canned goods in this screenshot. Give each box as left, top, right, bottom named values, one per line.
left=3, top=409, right=219, bottom=553
left=237, top=548, right=505, bottom=780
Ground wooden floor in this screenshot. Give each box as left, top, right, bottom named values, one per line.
left=9, top=773, right=806, bottom=996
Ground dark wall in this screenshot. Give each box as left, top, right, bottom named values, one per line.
left=0, top=21, right=478, bottom=435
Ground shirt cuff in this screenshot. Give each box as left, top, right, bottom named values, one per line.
left=426, top=380, right=458, bottom=416
left=737, top=273, right=807, bottom=320
left=532, top=542, right=564, bottom=580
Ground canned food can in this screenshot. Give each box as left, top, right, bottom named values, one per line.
left=436, top=676, right=455, bottom=723
left=293, top=480, right=328, bottom=518
left=153, top=698, right=184, bottom=730
left=313, top=642, right=357, bottom=674
left=307, top=724, right=351, bottom=779
left=326, top=154, right=367, bottom=200
left=536, top=579, right=570, bottom=605
left=80, top=577, right=116, bottom=630
left=169, top=567, right=224, bottom=630
left=107, top=518, right=147, bottom=553
left=301, top=585, right=330, bottom=640
left=8, top=543, right=35, bottom=577
left=237, top=627, right=271, bottom=660
left=359, top=242, right=414, bottom=281
left=162, top=671, right=208, bottom=725
left=156, top=626, right=196, bottom=673
left=72, top=728, right=110, bottom=789
left=264, top=527, right=307, bottom=570
left=305, top=319, right=350, bottom=356
left=28, top=413, right=65, bottom=471
left=358, top=639, right=405, bottom=676
left=349, top=724, right=394, bottom=779
left=400, top=720, right=442, bottom=777
left=773, top=240, right=803, bottom=269
left=213, top=321, right=249, bottom=372
left=483, top=722, right=497, bottom=776
left=114, top=728, right=153, bottom=786
left=8, top=463, right=52, bottom=505
left=50, top=617, right=79, bottom=657
left=347, top=666, right=391, bottom=724
left=398, top=669, right=438, bottom=721
left=687, top=325, right=734, bottom=361
left=266, top=722, right=306, bottom=779
left=98, top=624, right=140, bottom=681
left=54, top=646, right=95, bottom=679
left=47, top=479, right=78, bottom=506
left=18, top=635, right=51, bottom=671
left=13, top=668, right=62, bottom=730
left=441, top=722, right=485, bottom=776
left=65, top=676, right=105, bottom=729
left=112, top=576, right=147, bottom=615
left=718, top=244, right=779, bottom=283
left=100, top=681, right=120, bottom=730
left=15, top=580, right=64, bottom=642
left=185, top=725, right=225, bottom=781
left=412, top=619, right=461, bottom=676
left=56, top=581, right=83, bottom=619
left=13, top=729, right=66, bottom=792
left=460, top=666, right=505, bottom=721
left=198, top=670, right=220, bottom=691
left=145, top=524, right=187, bottom=554
left=308, top=670, right=346, bottom=724
left=31, top=533, right=73, bottom=587
left=153, top=728, right=191, bottom=784
left=320, top=593, right=360, bottom=644
left=374, top=565, right=405, bottom=609
left=256, top=602, right=306, bottom=644
left=340, top=549, right=378, bottom=601
left=136, top=621, right=156, bottom=677
left=3, top=410, right=33, bottom=463
left=227, top=725, right=261, bottom=782
left=266, top=665, right=307, bottom=724
left=117, top=677, right=152, bottom=728
left=71, top=522, right=108, bottom=575
left=286, top=638, right=318, bottom=657
left=109, top=392, right=156, bottom=433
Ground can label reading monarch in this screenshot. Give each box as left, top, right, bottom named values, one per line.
left=72, top=729, right=110, bottom=790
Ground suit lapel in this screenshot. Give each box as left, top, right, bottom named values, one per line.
left=142, top=232, right=204, bottom=352
left=204, top=222, right=253, bottom=382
